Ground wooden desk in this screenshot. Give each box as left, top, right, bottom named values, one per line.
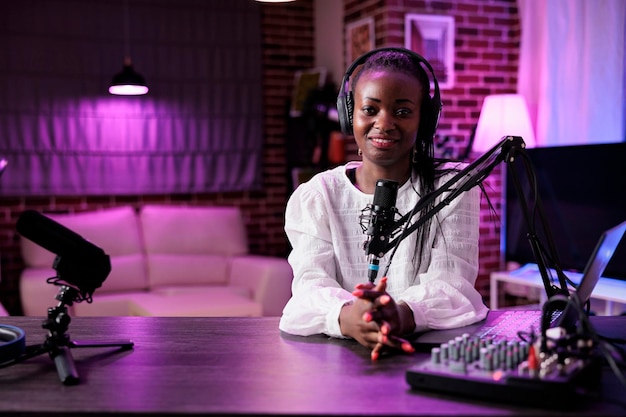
left=0, top=315, right=624, bottom=416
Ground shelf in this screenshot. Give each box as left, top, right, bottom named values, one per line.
left=490, top=264, right=626, bottom=315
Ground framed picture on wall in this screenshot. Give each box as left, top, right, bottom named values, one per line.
left=404, top=14, right=455, bottom=89
left=290, top=67, right=327, bottom=117
left=346, top=17, right=375, bottom=64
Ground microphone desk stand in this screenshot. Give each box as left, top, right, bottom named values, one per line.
left=6, top=284, right=134, bottom=385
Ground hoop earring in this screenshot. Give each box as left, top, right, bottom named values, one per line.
left=412, top=146, right=418, bottom=163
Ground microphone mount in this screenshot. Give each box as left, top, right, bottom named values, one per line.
left=379, top=135, right=569, bottom=300
left=8, top=211, right=135, bottom=385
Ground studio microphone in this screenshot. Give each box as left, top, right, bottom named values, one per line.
left=361, top=179, right=399, bottom=283
left=16, top=209, right=111, bottom=298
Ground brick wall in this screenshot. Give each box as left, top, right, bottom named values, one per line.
left=0, top=0, right=520, bottom=314
left=343, top=0, right=521, bottom=295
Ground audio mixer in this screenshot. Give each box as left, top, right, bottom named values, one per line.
left=405, top=333, right=601, bottom=409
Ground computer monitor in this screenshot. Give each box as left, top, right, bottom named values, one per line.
left=504, top=142, right=626, bottom=281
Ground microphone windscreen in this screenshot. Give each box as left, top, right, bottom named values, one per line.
left=16, top=209, right=111, bottom=295
left=17, top=210, right=91, bottom=259
left=373, top=179, right=399, bottom=209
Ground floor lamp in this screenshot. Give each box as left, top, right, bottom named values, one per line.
left=473, top=94, right=536, bottom=153
left=473, top=94, right=537, bottom=300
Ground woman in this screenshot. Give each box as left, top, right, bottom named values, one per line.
left=279, top=48, right=488, bottom=360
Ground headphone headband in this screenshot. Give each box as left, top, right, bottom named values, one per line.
left=336, top=47, right=442, bottom=138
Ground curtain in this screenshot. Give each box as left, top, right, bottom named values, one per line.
left=0, top=0, right=263, bottom=196
left=517, top=0, right=625, bottom=146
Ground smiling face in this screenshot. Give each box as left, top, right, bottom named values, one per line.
left=352, top=68, right=424, bottom=180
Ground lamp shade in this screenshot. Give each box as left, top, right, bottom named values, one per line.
left=472, top=94, right=536, bottom=153
left=109, top=61, right=149, bottom=96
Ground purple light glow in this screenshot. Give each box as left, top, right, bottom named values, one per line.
left=109, top=85, right=149, bottom=96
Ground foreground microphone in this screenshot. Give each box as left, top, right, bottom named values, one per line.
left=362, top=179, right=399, bottom=283
left=16, top=210, right=111, bottom=298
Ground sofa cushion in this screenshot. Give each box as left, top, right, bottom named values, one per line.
left=71, top=292, right=140, bottom=316
left=19, top=267, right=66, bottom=316
left=130, top=288, right=262, bottom=317
left=19, top=206, right=148, bottom=293
left=103, top=254, right=149, bottom=293
left=20, top=206, right=143, bottom=265
left=72, top=287, right=261, bottom=317
left=146, top=254, right=230, bottom=287
left=230, top=255, right=293, bottom=316
left=140, top=205, right=249, bottom=286
left=140, top=205, right=248, bottom=256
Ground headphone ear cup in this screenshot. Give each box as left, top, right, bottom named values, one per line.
left=337, top=91, right=354, bottom=136
left=417, top=96, right=434, bottom=140
left=417, top=94, right=441, bottom=141
left=336, top=47, right=442, bottom=139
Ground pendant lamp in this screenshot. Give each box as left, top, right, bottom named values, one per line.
left=109, top=0, right=148, bottom=95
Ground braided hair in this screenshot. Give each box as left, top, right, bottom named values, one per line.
left=352, top=49, right=453, bottom=268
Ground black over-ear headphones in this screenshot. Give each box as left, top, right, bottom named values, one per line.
left=336, top=47, right=442, bottom=139
left=0, top=324, right=25, bottom=363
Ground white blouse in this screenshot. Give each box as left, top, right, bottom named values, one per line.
left=279, top=161, right=489, bottom=338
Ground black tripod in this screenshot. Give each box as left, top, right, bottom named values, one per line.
left=5, top=285, right=134, bottom=385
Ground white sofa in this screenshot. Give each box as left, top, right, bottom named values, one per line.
left=19, top=205, right=293, bottom=317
